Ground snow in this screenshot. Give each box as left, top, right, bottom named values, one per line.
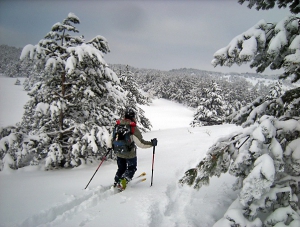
left=65, top=55, right=77, bottom=74
left=213, top=19, right=267, bottom=63
left=0, top=76, right=30, bottom=127
left=285, top=49, right=300, bottom=63
left=269, top=138, right=283, bottom=160
left=68, top=12, right=80, bottom=22
left=285, top=138, right=300, bottom=161
left=252, top=124, right=266, bottom=142
left=140, top=99, right=194, bottom=130
left=20, top=44, right=35, bottom=60
left=269, top=31, right=288, bottom=54
left=239, top=36, right=257, bottom=61
left=290, top=35, right=300, bottom=50
left=1, top=76, right=243, bottom=226
left=66, top=43, right=106, bottom=75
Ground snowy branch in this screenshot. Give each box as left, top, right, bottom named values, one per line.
left=46, top=126, right=75, bottom=137
left=212, top=15, right=300, bottom=82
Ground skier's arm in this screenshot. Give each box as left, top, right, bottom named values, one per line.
left=133, top=127, right=152, bottom=149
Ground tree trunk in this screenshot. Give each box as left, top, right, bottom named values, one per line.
left=59, top=72, right=66, bottom=139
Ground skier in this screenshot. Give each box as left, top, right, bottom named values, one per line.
left=110, top=108, right=157, bottom=189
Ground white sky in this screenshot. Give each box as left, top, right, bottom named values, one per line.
left=0, top=0, right=292, bottom=75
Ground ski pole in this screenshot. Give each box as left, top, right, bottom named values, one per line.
left=84, top=149, right=111, bottom=189
left=150, top=145, right=156, bottom=187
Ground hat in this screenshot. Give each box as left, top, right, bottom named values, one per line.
left=125, top=108, right=135, bottom=120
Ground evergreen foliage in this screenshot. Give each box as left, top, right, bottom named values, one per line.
left=114, top=65, right=152, bottom=132
left=181, top=3, right=300, bottom=226
left=239, top=0, right=300, bottom=14
left=14, top=78, right=21, bottom=85
left=212, top=15, right=300, bottom=82
left=1, top=13, right=126, bottom=169
left=190, top=81, right=226, bottom=126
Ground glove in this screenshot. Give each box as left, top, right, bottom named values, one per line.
left=151, top=138, right=157, bottom=146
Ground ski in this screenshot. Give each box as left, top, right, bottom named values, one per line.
left=113, top=172, right=146, bottom=192
left=132, top=177, right=146, bottom=184
left=134, top=172, right=146, bottom=179
left=117, top=178, right=146, bottom=192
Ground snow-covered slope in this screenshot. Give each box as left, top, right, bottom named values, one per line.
left=0, top=75, right=29, bottom=127
left=0, top=77, right=241, bottom=227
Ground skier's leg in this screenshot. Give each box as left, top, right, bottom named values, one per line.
left=114, top=157, right=127, bottom=183
left=122, top=157, right=137, bottom=181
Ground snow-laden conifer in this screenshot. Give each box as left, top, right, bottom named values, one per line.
left=118, top=65, right=152, bottom=132
left=190, top=81, right=226, bottom=126
left=4, top=13, right=126, bottom=169
left=181, top=2, right=300, bottom=226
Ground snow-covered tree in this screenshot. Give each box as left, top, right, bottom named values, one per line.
left=229, top=81, right=285, bottom=126
left=2, top=13, right=126, bottom=169
left=14, top=78, right=21, bottom=85
left=181, top=114, right=300, bottom=226
left=191, top=81, right=226, bottom=127
left=266, top=81, right=284, bottom=100
left=181, top=2, right=300, bottom=226
left=118, top=65, right=152, bottom=132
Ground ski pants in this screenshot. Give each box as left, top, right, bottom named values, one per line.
left=114, top=156, right=137, bottom=183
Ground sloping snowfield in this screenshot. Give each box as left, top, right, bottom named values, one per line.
left=0, top=76, right=30, bottom=127
left=0, top=76, right=241, bottom=227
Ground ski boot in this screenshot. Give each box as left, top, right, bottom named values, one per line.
left=115, top=178, right=129, bottom=191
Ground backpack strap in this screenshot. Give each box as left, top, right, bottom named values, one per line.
left=115, top=119, right=136, bottom=134
left=130, top=121, right=136, bottom=134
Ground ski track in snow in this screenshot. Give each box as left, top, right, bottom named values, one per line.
left=18, top=185, right=113, bottom=227
left=3, top=126, right=239, bottom=227
left=1, top=126, right=240, bottom=227
left=19, top=181, right=234, bottom=227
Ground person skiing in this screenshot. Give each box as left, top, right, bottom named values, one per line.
left=110, top=108, right=157, bottom=190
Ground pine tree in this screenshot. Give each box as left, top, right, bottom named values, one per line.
left=9, top=13, right=126, bottom=169
left=119, top=65, right=152, bottom=132
left=181, top=2, right=300, bottom=226
left=14, top=78, right=21, bottom=85
left=190, top=81, right=226, bottom=127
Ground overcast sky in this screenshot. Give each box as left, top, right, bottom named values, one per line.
left=0, top=0, right=291, bottom=74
